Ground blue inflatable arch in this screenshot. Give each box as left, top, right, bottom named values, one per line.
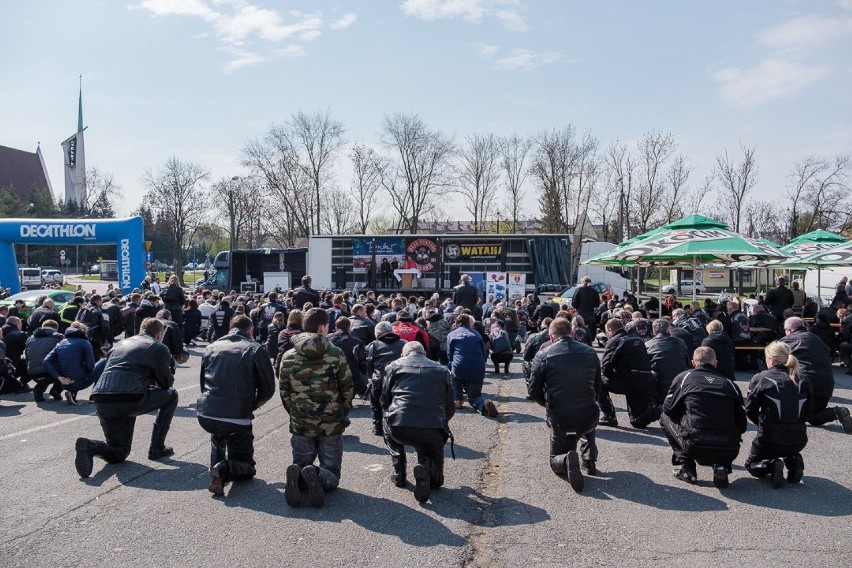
left=0, top=217, right=145, bottom=294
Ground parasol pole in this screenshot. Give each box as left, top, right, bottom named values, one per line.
left=818, top=267, right=822, bottom=306
left=693, top=256, right=698, bottom=303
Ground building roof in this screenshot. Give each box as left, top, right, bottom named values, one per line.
left=0, top=144, right=53, bottom=202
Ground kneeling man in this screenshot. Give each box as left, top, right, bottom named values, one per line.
left=528, top=317, right=601, bottom=493
left=381, top=341, right=454, bottom=503
left=660, top=346, right=747, bottom=488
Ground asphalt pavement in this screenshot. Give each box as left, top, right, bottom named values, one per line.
left=1, top=339, right=851, bottom=567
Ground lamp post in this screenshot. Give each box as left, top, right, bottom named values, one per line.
left=228, top=176, right=239, bottom=252
left=616, top=177, right=624, bottom=243
left=24, top=202, right=34, bottom=266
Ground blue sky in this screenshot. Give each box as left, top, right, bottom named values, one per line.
left=2, top=0, right=851, bottom=219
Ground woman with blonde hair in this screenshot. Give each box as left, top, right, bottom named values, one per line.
left=743, top=341, right=812, bottom=488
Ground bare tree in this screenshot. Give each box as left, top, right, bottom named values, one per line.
left=531, top=126, right=577, bottom=234
left=241, top=109, right=345, bottom=241
left=379, top=112, right=454, bottom=233
left=588, top=168, right=621, bottom=243
left=715, top=144, right=758, bottom=233
left=242, top=127, right=313, bottom=245
left=456, top=133, right=502, bottom=233
left=141, top=156, right=210, bottom=283
left=323, top=190, right=356, bottom=235
left=634, top=131, right=676, bottom=234
left=663, top=154, right=692, bottom=224
left=743, top=199, right=786, bottom=242
left=786, top=154, right=851, bottom=237
left=498, top=133, right=532, bottom=233
left=349, top=143, right=384, bottom=234
left=290, top=109, right=346, bottom=233
left=605, top=140, right=636, bottom=239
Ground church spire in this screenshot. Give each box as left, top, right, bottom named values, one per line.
left=77, top=75, right=83, bottom=133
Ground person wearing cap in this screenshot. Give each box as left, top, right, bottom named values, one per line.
left=426, top=307, right=451, bottom=364
left=365, top=321, right=407, bottom=436
left=447, top=314, right=497, bottom=417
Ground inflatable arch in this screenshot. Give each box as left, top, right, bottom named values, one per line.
left=0, top=217, right=145, bottom=294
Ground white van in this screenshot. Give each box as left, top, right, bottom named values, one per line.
left=18, top=268, right=42, bottom=288
left=802, top=267, right=852, bottom=306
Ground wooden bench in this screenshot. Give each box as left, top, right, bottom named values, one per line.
left=735, top=345, right=766, bottom=351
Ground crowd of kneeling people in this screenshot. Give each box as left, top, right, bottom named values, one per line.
left=2, top=273, right=851, bottom=504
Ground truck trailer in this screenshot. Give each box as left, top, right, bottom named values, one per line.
left=196, top=248, right=307, bottom=293
left=306, top=234, right=573, bottom=297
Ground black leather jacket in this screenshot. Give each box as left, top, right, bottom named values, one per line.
left=701, top=331, right=736, bottom=381
left=380, top=353, right=454, bottom=430
left=92, top=334, right=174, bottom=396
left=329, top=330, right=367, bottom=395
left=664, top=363, right=747, bottom=450
left=601, top=329, right=655, bottom=395
left=197, top=330, right=276, bottom=420
left=779, top=330, right=834, bottom=399
left=528, top=337, right=601, bottom=428
left=645, top=334, right=690, bottom=398
left=366, top=332, right=406, bottom=383
left=745, top=366, right=812, bottom=451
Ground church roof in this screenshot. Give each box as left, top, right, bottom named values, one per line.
left=0, top=145, right=53, bottom=202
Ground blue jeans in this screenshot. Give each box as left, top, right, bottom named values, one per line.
left=290, top=434, right=343, bottom=491
left=68, top=358, right=108, bottom=395
left=451, top=375, right=487, bottom=414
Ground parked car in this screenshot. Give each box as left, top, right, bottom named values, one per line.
left=662, top=279, right=704, bottom=295
left=41, top=269, right=64, bottom=285
left=0, top=289, right=77, bottom=320
left=557, top=281, right=613, bottom=302
left=89, top=264, right=101, bottom=274
left=18, top=267, right=42, bottom=288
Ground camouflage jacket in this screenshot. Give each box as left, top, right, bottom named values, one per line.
left=279, top=332, right=353, bottom=437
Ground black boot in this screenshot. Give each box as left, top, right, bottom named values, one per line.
left=33, top=379, right=48, bottom=402
left=494, top=363, right=500, bottom=374
left=504, top=363, right=510, bottom=374
left=391, top=456, right=406, bottom=488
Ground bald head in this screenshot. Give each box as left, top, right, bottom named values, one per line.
left=692, top=346, right=717, bottom=366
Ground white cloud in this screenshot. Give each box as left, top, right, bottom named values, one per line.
left=401, top=0, right=485, bottom=22
left=133, top=0, right=218, bottom=20
left=475, top=43, right=499, bottom=57
left=713, top=58, right=831, bottom=108
left=494, top=9, right=527, bottom=32
left=839, top=0, right=852, bottom=10
left=400, top=0, right=527, bottom=31
left=495, top=49, right=562, bottom=71
left=330, top=13, right=357, bottom=30
left=759, top=15, right=852, bottom=51
left=131, top=1, right=348, bottom=70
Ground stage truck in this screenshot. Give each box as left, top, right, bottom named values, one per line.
left=195, top=248, right=307, bottom=293
left=306, top=234, right=574, bottom=301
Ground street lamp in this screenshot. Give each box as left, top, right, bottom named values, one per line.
left=228, top=176, right=239, bottom=252
left=24, top=202, right=34, bottom=266
left=616, top=177, right=624, bottom=243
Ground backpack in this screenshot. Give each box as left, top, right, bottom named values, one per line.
left=490, top=329, right=511, bottom=354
